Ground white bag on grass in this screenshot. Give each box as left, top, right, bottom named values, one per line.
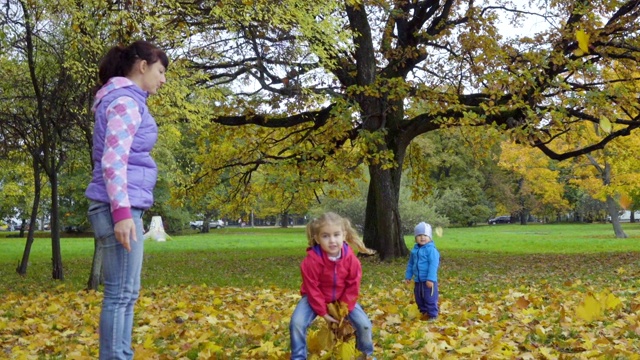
left=144, top=216, right=171, bottom=242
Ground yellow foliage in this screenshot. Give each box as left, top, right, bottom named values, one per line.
left=326, top=301, right=350, bottom=323
left=498, top=141, right=570, bottom=211
left=576, top=294, right=602, bottom=322
left=202, top=341, right=223, bottom=352
left=575, top=291, right=622, bottom=322
left=308, top=327, right=334, bottom=353
left=575, top=29, right=590, bottom=54
left=333, top=341, right=357, bottom=359
left=599, top=116, right=612, bottom=133
left=2, top=281, right=640, bottom=358
left=406, top=304, right=421, bottom=320
left=307, top=301, right=360, bottom=358
left=603, top=292, right=622, bottom=310
left=247, top=340, right=284, bottom=359
left=143, top=334, right=156, bottom=349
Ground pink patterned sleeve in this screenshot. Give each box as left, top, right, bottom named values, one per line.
left=102, top=96, right=142, bottom=223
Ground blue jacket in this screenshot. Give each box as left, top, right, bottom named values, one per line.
left=85, top=78, right=158, bottom=217
left=405, top=241, right=439, bottom=283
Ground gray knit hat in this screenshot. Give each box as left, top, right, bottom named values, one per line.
left=414, top=222, right=432, bottom=239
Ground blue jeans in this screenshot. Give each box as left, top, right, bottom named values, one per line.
left=88, top=201, right=145, bottom=360
left=290, top=296, right=374, bottom=359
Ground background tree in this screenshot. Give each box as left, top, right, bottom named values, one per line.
left=407, top=127, right=498, bottom=226
left=308, top=175, right=450, bottom=235
left=498, top=141, right=570, bottom=224
left=565, top=126, right=640, bottom=238
left=0, top=0, right=93, bottom=278
left=0, top=153, right=41, bottom=234
left=169, top=0, right=640, bottom=259
left=57, top=0, right=222, bottom=287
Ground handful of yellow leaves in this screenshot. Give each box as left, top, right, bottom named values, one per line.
left=326, top=301, right=355, bottom=341
left=307, top=301, right=359, bottom=359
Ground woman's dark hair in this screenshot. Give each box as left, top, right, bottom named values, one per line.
left=98, top=40, right=169, bottom=85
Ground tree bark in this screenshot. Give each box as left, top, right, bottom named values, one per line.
left=597, top=160, right=628, bottom=239
left=281, top=213, right=289, bottom=228
left=363, top=165, right=409, bottom=260
left=50, top=171, right=64, bottom=280
left=519, top=209, right=529, bottom=225
left=606, top=195, right=627, bottom=238
left=202, top=214, right=211, bottom=233
left=16, top=159, right=43, bottom=275
left=87, top=238, right=103, bottom=290
left=20, top=0, right=65, bottom=280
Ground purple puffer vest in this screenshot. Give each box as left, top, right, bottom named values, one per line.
left=85, top=82, right=158, bottom=211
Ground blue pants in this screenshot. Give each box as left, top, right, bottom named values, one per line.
left=289, top=296, right=374, bottom=359
left=414, top=281, right=439, bottom=318
left=88, top=201, right=145, bottom=360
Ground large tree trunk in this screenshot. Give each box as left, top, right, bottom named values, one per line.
left=356, top=92, right=411, bottom=259
left=281, top=213, right=290, bottom=228
left=363, top=164, right=409, bottom=260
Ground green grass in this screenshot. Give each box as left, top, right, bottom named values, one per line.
left=2, top=222, right=640, bottom=297
left=439, top=222, right=640, bottom=254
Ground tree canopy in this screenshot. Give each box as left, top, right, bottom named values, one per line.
left=167, top=0, right=640, bottom=259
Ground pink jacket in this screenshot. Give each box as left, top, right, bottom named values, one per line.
left=299, top=243, right=362, bottom=316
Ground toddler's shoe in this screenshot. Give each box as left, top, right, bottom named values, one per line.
left=356, top=354, right=376, bottom=360
left=421, top=313, right=439, bottom=321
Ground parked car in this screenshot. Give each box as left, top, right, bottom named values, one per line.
left=1, top=218, right=20, bottom=231
left=190, top=219, right=225, bottom=230
left=607, top=210, right=640, bottom=223
left=64, top=225, right=86, bottom=233
left=488, top=215, right=511, bottom=225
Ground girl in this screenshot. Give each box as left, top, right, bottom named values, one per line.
left=289, top=212, right=376, bottom=360
left=85, top=40, right=168, bottom=360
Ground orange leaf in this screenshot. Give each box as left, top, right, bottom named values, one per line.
left=619, top=194, right=632, bottom=210
left=514, top=296, right=530, bottom=310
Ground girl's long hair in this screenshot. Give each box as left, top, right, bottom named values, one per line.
left=98, top=40, right=169, bottom=86
left=306, top=212, right=376, bottom=255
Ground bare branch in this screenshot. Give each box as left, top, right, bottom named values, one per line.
left=213, top=103, right=336, bottom=128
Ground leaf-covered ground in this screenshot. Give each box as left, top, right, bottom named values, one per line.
left=3, top=252, right=640, bottom=359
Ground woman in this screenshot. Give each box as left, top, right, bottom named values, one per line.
left=85, top=40, right=168, bottom=360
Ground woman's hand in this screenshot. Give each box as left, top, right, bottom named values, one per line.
left=114, top=218, right=136, bottom=252
left=426, top=280, right=434, bottom=288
